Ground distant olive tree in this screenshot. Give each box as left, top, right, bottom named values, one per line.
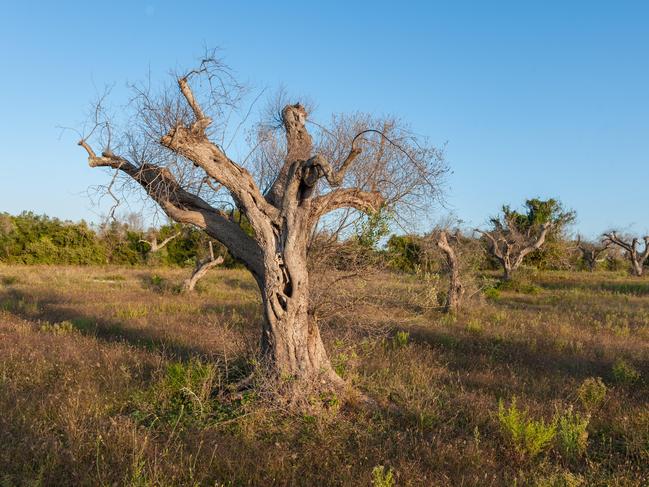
left=476, top=198, right=575, bottom=280
left=574, top=235, right=609, bottom=272
left=602, top=232, right=649, bottom=276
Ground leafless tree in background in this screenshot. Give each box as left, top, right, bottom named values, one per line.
left=435, top=230, right=464, bottom=313
left=476, top=222, right=554, bottom=280
left=575, top=235, right=609, bottom=272
left=602, top=232, right=649, bottom=276
left=77, top=54, right=447, bottom=395
left=183, top=241, right=224, bottom=292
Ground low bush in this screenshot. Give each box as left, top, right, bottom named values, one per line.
left=577, top=377, right=607, bottom=412
left=556, top=406, right=590, bottom=461
left=612, top=358, right=640, bottom=385
left=498, top=397, right=557, bottom=459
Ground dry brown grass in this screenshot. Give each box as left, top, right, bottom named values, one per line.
left=0, top=265, right=647, bottom=486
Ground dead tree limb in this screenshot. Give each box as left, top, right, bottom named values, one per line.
left=140, top=232, right=180, bottom=253
left=183, top=241, right=224, bottom=292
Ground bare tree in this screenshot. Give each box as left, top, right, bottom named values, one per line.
left=435, top=230, right=464, bottom=313
left=575, top=235, right=609, bottom=272
left=476, top=223, right=553, bottom=280
left=140, top=231, right=180, bottom=252
left=476, top=199, right=574, bottom=280
left=602, top=232, right=649, bottom=276
left=77, top=55, right=446, bottom=394
left=183, top=241, right=224, bottom=292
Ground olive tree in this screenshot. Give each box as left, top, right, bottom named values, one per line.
left=602, top=232, right=649, bottom=276
left=476, top=198, right=575, bottom=280
left=77, top=57, right=446, bottom=393
left=575, top=235, right=609, bottom=272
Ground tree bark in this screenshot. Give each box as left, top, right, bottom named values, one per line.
left=257, top=227, right=342, bottom=387
left=501, top=259, right=513, bottom=280
left=437, top=231, right=464, bottom=313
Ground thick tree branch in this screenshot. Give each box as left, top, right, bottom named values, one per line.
left=309, top=188, right=384, bottom=225
left=78, top=140, right=263, bottom=275
left=160, top=77, right=279, bottom=228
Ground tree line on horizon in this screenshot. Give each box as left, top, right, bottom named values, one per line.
left=0, top=201, right=643, bottom=277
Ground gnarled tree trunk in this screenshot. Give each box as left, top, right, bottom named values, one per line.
left=436, top=231, right=464, bottom=313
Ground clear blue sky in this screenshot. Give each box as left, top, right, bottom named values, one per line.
left=0, top=1, right=647, bottom=238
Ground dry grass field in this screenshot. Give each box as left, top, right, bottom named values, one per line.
left=0, top=265, right=647, bottom=486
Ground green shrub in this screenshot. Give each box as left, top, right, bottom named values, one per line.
left=386, top=234, right=423, bottom=273
left=392, top=331, right=410, bottom=348
left=577, top=377, right=607, bottom=411
left=556, top=406, right=590, bottom=461
left=498, top=397, right=557, bottom=459
left=483, top=286, right=500, bottom=300
left=371, top=465, right=395, bottom=487
left=612, top=358, right=640, bottom=385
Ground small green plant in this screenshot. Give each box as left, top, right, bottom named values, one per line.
left=39, top=320, right=76, bottom=335
left=498, top=397, right=557, bottom=459
left=483, top=286, right=500, bottom=300
left=612, top=358, right=640, bottom=384
left=466, top=319, right=483, bottom=334
left=556, top=406, right=590, bottom=461
left=371, top=465, right=395, bottom=487
left=332, top=352, right=350, bottom=377
left=577, top=377, right=607, bottom=411
left=392, top=330, right=410, bottom=348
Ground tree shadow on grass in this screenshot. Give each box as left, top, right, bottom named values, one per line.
left=405, top=323, right=617, bottom=393
left=0, top=287, right=256, bottom=364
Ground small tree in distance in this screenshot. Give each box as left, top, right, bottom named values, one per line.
left=435, top=230, right=464, bottom=313
left=575, top=235, right=609, bottom=272
left=602, top=232, right=649, bottom=276
left=476, top=198, right=575, bottom=280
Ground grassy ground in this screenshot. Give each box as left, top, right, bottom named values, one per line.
left=0, top=265, right=647, bottom=486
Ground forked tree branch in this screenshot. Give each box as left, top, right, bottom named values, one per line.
left=140, top=231, right=180, bottom=252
